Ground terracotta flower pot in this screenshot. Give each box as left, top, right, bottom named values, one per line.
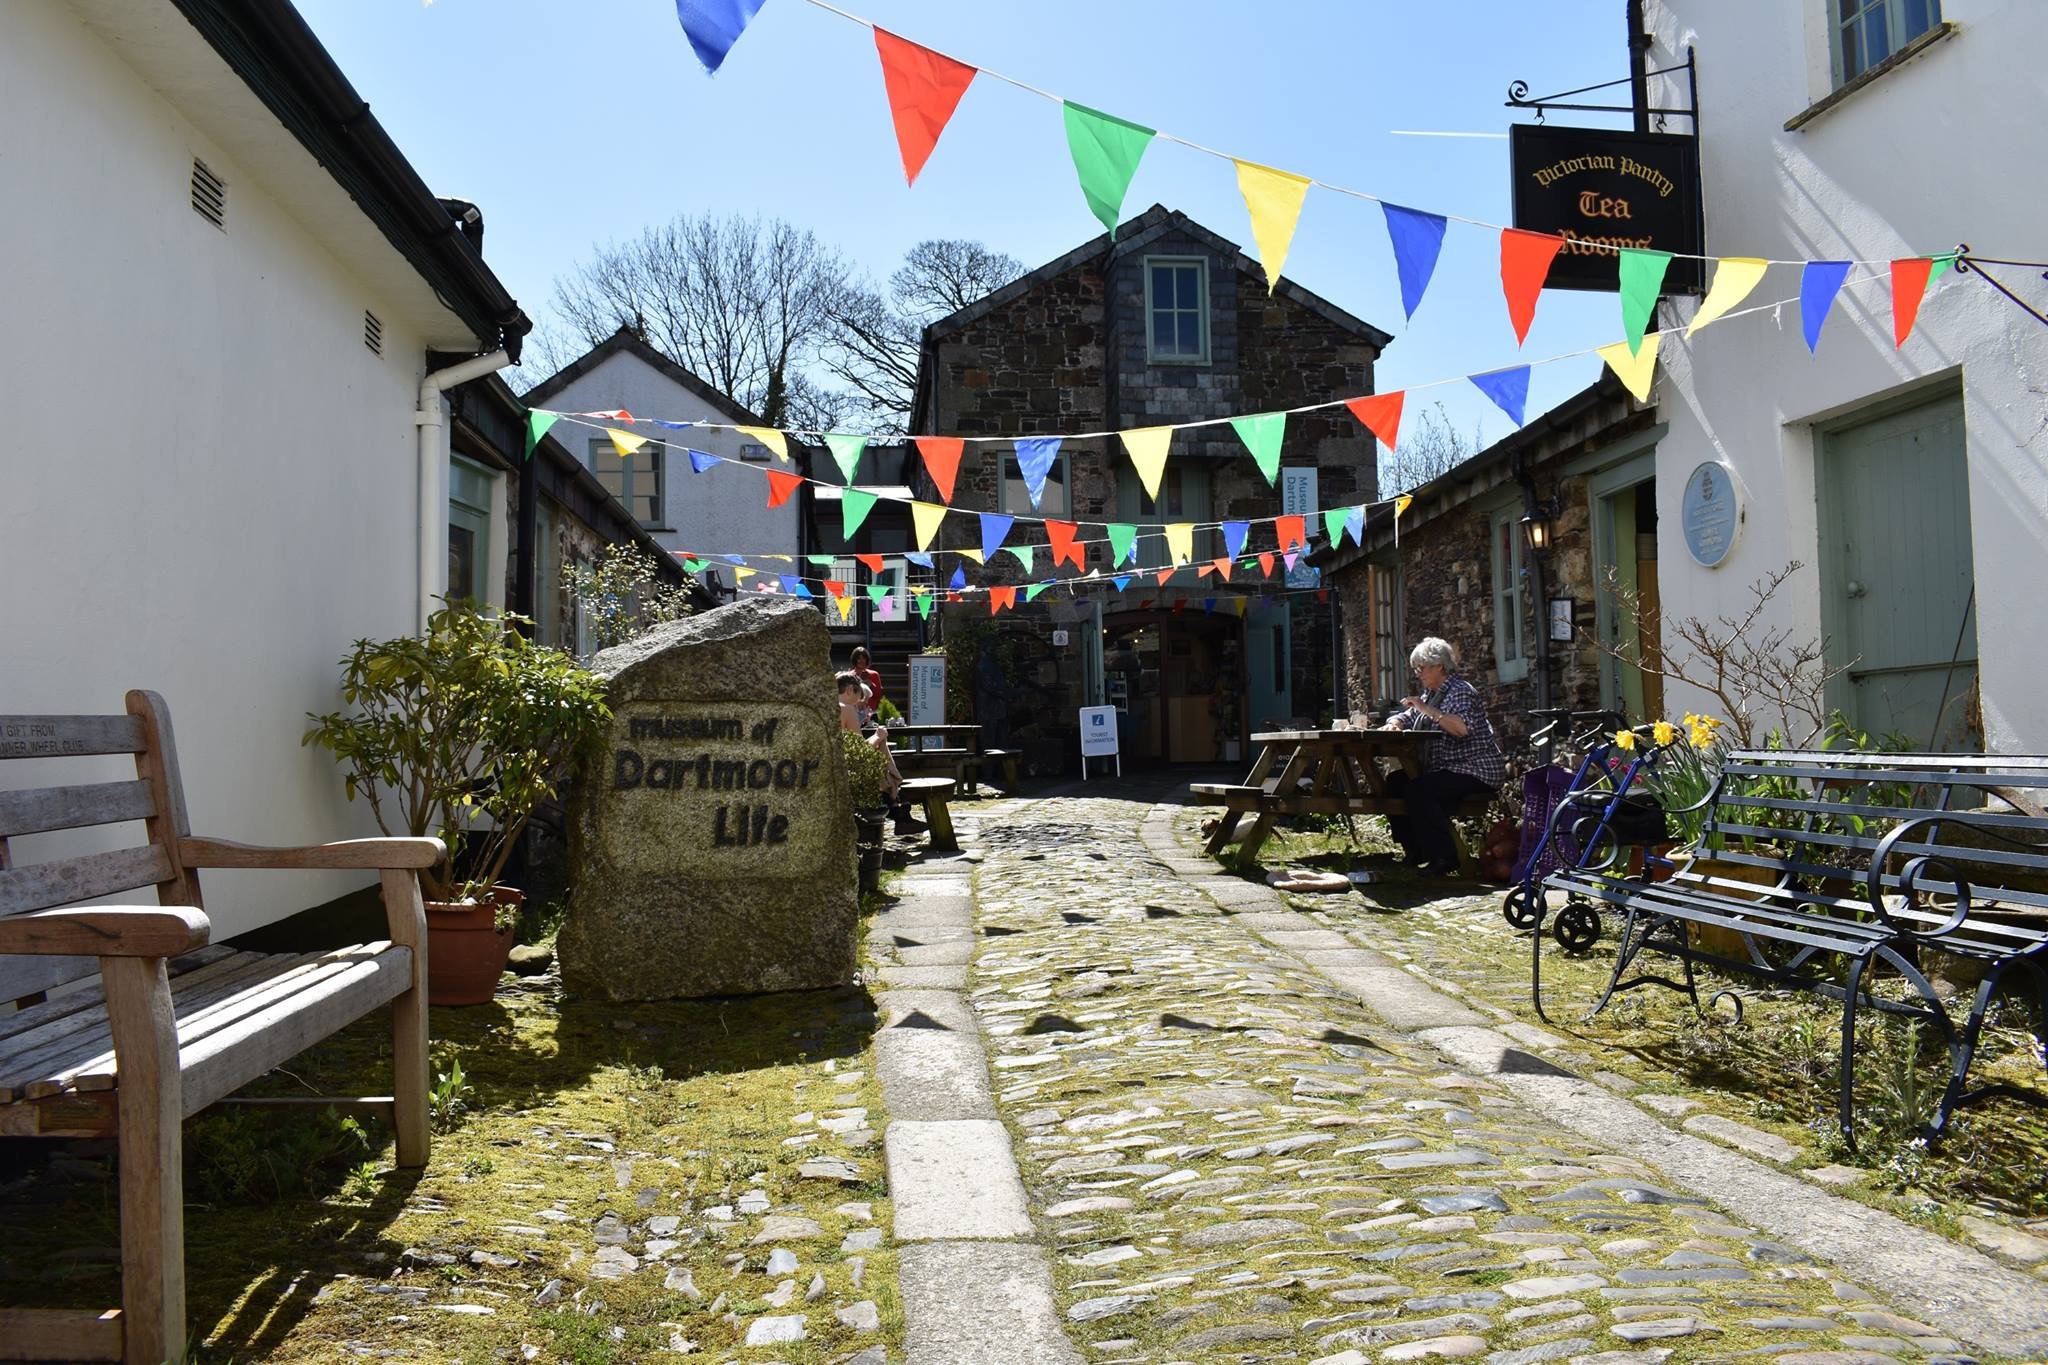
left=424, top=886, right=521, bottom=1007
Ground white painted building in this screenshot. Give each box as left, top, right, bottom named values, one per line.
left=522, top=329, right=804, bottom=563
left=2, top=0, right=530, bottom=938
left=1641, top=0, right=2045, bottom=751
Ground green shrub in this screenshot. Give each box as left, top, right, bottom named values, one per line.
left=840, top=730, right=886, bottom=810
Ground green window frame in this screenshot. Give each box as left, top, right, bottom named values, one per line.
left=1144, top=256, right=1209, bottom=364
left=589, top=437, right=666, bottom=530
left=1831, top=0, right=1942, bottom=86
left=448, top=455, right=494, bottom=607
left=1489, top=507, right=1530, bottom=684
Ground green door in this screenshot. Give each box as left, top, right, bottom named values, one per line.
left=1818, top=393, right=1978, bottom=750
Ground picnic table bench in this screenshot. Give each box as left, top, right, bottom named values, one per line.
left=887, top=724, right=1018, bottom=794
left=1546, top=748, right=2048, bottom=1145
left=0, top=692, right=441, bottom=1364
left=895, top=777, right=958, bottom=852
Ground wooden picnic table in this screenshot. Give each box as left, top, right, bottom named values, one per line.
left=883, top=723, right=1018, bottom=794
left=1193, top=727, right=1476, bottom=873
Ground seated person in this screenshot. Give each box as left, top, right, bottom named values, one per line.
left=838, top=671, right=919, bottom=830
left=1380, top=637, right=1504, bottom=875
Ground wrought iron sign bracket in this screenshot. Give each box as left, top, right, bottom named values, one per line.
left=1507, top=46, right=1700, bottom=132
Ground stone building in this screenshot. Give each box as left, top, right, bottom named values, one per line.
left=910, top=206, right=1391, bottom=773
left=1320, top=374, right=1662, bottom=761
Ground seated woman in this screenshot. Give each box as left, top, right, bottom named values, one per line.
left=1380, top=637, right=1504, bottom=875
left=837, top=671, right=919, bottom=830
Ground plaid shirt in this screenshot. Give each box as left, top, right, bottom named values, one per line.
left=1395, top=675, right=1506, bottom=786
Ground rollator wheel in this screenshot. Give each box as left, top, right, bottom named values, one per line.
left=1553, top=902, right=1601, bottom=953
left=1502, top=883, right=1545, bottom=930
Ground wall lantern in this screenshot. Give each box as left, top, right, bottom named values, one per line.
left=1521, top=506, right=1556, bottom=554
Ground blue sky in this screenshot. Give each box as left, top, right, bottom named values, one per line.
left=298, top=0, right=1648, bottom=448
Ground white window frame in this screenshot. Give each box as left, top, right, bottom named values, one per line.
left=1002, top=449, right=1071, bottom=517
left=1489, top=507, right=1531, bottom=684
left=1830, top=0, right=1942, bottom=87
left=1144, top=256, right=1210, bottom=365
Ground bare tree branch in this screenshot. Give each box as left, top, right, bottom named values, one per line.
left=1379, top=400, right=1481, bottom=495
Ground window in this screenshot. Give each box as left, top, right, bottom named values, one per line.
left=1002, top=449, right=1070, bottom=517
left=739, top=442, right=771, bottom=462
left=1145, top=257, right=1208, bottom=363
left=590, top=437, right=665, bottom=529
left=1833, top=0, right=1941, bottom=86
left=1490, top=509, right=1530, bottom=684
left=1371, top=562, right=1404, bottom=704
left=448, top=456, right=494, bottom=606
left=1117, top=465, right=1213, bottom=569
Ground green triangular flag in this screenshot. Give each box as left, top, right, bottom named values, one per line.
left=1618, top=248, right=1674, bottom=354
left=523, top=410, right=561, bottom=460
left=824, top=432, right=868, bottom=483
left=864, top=582, right=889, bottom=607
left=682, top=558, right=708, bottom=573
left=1063, top=102, right=1155, bottom=234
left=1229, top=412, right=1286, bottom=486
left=1025, top=581, right=1052, bottom=602
left=1007, top=544, right=1034, bottom=573
left=1106, top=523, right=1138, bottom=566
left=1929, top=252, right=1958, bottom=285
left=841, top=487, right=878, bottom=539
left=1322, top=507, right=1349, bottom=547
left=914, top=592, right=934, bottom=620
left=807, top=554, right=837, bottom=567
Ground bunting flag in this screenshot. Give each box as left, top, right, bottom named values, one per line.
left=1322, top=507, right=1349, bottom=548
left=1210, top=557, right=1234, bottom=582
left=806, top=554, right=835, bottom=566
left=765, top=469, right=803, bottom=508
left=1618, top=248, right=1673, bottom=354
left=687, top=449, right=722, bottom=473
left=841, top=487, right=878, bottom=538
left=1891, top=254, right=1955, bottom=348
left=834, top=593, right=857, bottom=623
left=915, top=592, right=934, bottom=620
left=1063, top=102, right=1155, bottom=234
left=915, top=436, right=963, bottom=502
left=1221, top=520, right=1250, bottom=561
left=1113, top=574, right=1133, bottom=592
left=823, top=579, right=846, bottom=598
left=523, top=410, right=560, bottom=459
left=1014, top=437, right=1063, bottom=508
left=1007, top=544, right=1034, bottom=573
left=1229, top=412, right=1286, bottom=485
left=1235, top=160, right=1313, bottom=292
left=1121, top=425, right=1174, bottom=499
left=1283, top=551, right=1300, bottom=573
left=1688, top=257, right=1770, bottom=335
left=948, top=564, right=967, bottom=590
left=605, top=428, right=648, bottom=460
left=1381, top=203, right=1449, bottom=320
left=824, top=432, right=868, bottom=483
left=864, top=582, right=890, bottom=608
left=736, top=425, right=788, bottom=461
left=1025, top=581, right=1053, bottom=603
left=1275, top=514, right=1307, bottom=554
left=978, top=512, right=1013, bottom=560
left=1258, top=550, right=1275, bottom=577
left=1345, top=505, right=1365, bottom=546
left=1233, top=596, right=1250, bottom=618
left=1500, top=229, right=1565, bottom=345
left=1164, top=523, right=1195, bottom=564
left=906, top=551, right=933, bottom=568
left=679, top=557, right=708, bottom=572
left=1596, top=333, right=1662, bottom=403
left=989, top=585, right=1018, bottom=614
left=1046, top=518, right=1084, bottom=569
left=1800, top=260, right=1853, bottom=353
left=1470, top=365, right=1531, bottom=427
left=911, top=500, right=947, bottom=551
left=1345, top=390, right=1404, bottom=451
left=1107, top=522, right=1138, bottom=566
left=675, top=0, right=766, bottom=73
left=872, top=28, right=977, bottom=185
left=1154, top=567, right=1176, bottom=586
left=959, top=548, right=986, bottom=564
left=1394, top=494, right=1413, bottom=519
left=854, top=553, right=884, bottom=573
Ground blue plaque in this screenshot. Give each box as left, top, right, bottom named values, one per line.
left=1680, top=461, right=1740, bottom=568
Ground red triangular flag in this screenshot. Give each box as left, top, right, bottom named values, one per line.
left=1345, top=391, right=1405, bottom=451
left=1317, top=589, right=1329, bottom=603
left=764, top=469, right=803, bottom=508
left=1258, top=550, right=1275, bottom=577
left=1196, top=563, right=1214, bottom=580
left=915, top=436, right=965, bottom=503
left=1211, top=557, right=1234, bottom=582
left=855, top=553, right=884, bottom=574
left=1043, top=519, right=1084, bottom=570
left=873, top=29, right=978, bottom=186
left=1891, top=256, right=1936, bottom=349
left=1275, top=514, right=1307, bottom=553
left=1172, top=598, right=1187, bottom=614
left=1500, top=229, right=1565, bottom=345
left=989, top=585, right=1018, bottom=613
left=1154, top=567, right=1175, bottom=586
left=824, top=579, right=847, bottom=598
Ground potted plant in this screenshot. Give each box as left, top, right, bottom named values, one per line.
left=841, top=730, right=888, bottom=891
left=306, top=600, right=612, bottom=1005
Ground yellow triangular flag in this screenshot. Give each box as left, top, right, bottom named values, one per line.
left=958, top=548, right=986, bottom=565
left=1233, top=597, right=1249, bottom=617
left=1234, top=159, right=1313, bottom=292
left=766, top=554, right=791, bottom=562
left=833, top=593, right=856, bottom=623
left=1121, top=425, right=1175, bottom=500
left=1164, top=522, right=1194, bottom=565
left=1394, top=494, right=1413, bottom=519
left=1597, top=332, right=1662, bottom=402
left=911, top=501, right=948, bottom=551
left=1687, top=258, right=1768, bottom=335
left=736, top=425, right=789, bottom=461
left=605, top=428, right=647, bottom=459
left=732, top=565, right=757, bottom=580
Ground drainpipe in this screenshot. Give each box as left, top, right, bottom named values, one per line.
left=1627, top=0, right=1652, bottom=133
left=416, top=349, right=511, bottom=634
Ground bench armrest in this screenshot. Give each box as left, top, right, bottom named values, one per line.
left=179, top=836, right=446, bottom=871
left=1863, top=812, right=2028, bottom=937
left=0, top=905, right=209, bottom=957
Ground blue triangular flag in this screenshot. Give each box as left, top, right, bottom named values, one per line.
left=1113, top=575, right=1133, bottom=591
left=1381, top=202, right=1448, bottom=321
left=1203, top=597, right=1217, bottom=614
left=777, top=574, right=799, bottom=594
left=1221, top=520, right=1250, bottom=561
left=979, top=512, right=1013, bottom=560
left=1470, top=366, right=1531, bottom=427
left=654, top=419, right=695, bottom=430
left=675, top=0, right=767, bottom=73
left=1014, top=437, right=1062, bottom=510
left=949, top=563, right=968, bottom=591
left=906, top=551, right=934, bottom=569
left=1345, top=505, right=1365, bottom=547
left=1800, top=260, right=1852, bottom=353
left=722, top=554, right=746, bottom=565
left=688, top=449, right=722, bottom=473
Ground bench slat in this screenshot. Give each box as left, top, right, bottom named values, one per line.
left=0, top=945, right=232, bottom=1043
left=0, top=845, right=173, bottom=916
left=0, top=781, right=157, bottom=839
left=1704, top=819, right=2048, bottom=872
left=0, top=716, right=147, bottom=759
left=1720, top=759, right=2048, bottom=787
left=1726, top=749, right=2048, bottom=771
left=1731, top=793, right=2048, bottom=829
left=0, top=948, right=249, bottom=1070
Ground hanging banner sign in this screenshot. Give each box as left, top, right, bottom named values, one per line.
left=1510, top=124, right=1702, bottom=293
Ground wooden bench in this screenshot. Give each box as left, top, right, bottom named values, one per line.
left=973, top=748, right=1020, bottom=793
left=896, top=777, right=958, bottom=852
left=1546, top=748, right=2048, bottom=1145
left=0, top=692, right=443, bottom=1364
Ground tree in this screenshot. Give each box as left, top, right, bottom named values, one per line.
left=1379, top=400, right=1480, bottom=495
left=547, top=213, right=848, bottom=430
left=824, top=238, right=1024, bottom=432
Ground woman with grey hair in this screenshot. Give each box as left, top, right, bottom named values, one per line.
left=1380, top=637, right=1504, bottom=874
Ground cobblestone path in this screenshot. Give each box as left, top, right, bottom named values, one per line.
left=958, top=790, right=1980, bottom=1365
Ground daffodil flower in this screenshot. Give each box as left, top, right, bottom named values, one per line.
left=1612, top=729, right=1637, bottom=751
left=1652, top=720, right=1677, bottom=747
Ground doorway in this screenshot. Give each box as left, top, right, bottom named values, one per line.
left=1103, top=611, right=1243, bottom=763
left=1594, top=475, right=1662, bottom=723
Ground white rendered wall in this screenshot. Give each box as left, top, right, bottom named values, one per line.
left=1643, top=0, right=2046, bottom=751
left=1, top=7, right=456, bottom=937
left=532, top=352, right=801, bottom=558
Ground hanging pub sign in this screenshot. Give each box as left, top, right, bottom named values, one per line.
left=1510, top=124, right=1702, bottom=293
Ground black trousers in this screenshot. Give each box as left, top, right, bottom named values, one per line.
left=1385, top=768, right=1496, bottom=867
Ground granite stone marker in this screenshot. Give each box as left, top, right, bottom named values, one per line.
left=560, top=597, right=856, bottom=1001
